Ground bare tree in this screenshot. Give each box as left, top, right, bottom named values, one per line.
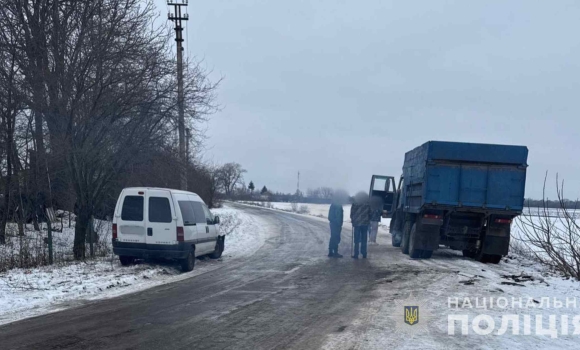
left=320, top=187, right=334, bottom=199
left=515, top=174, right=580, bottom=280
left=307, top=188, right=321, bottom=199
left=0, top=0, right=219, bottom=258
left=0, top=30, right=23, bottom=243
left=218, top=162, right=246, bottom=197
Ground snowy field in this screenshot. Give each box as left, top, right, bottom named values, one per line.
left=0, top=206, right=270, bottom=325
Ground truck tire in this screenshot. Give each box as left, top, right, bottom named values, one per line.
left=421, top=250, right=433, bottom=259
left=390, top=214, right=401, bottom=247
left=181, top=249, right=195, bottom=272
left=408, top=223, right=423, bottom=259
left=119, top=256, right=135, bottom=266
left=209, top=236, right=225, bottom=259
left=462, top=250, right=475, bottom=258
left=486, top=254, right=502, bottom=264
left=401, top=221, right=412, bottom=255
left=391, top=232, right=401, bottom=247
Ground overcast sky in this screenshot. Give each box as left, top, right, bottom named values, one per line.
left=156, top=0, right=580, bottom=199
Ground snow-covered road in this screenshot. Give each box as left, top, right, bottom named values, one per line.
left=0, top=206, right=271, bottom=326
left=0, top=204, right=578, bottom=349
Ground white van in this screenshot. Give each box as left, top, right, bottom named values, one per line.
left=112, top=187, right=224, bottom=272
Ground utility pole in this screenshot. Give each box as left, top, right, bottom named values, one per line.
left=168, top=0, right=189, bottom=190
left=297, top=171, right=300, bottom=196
left=185, top=127, right=191, bottom=164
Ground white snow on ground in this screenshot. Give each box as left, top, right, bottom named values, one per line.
left=321, top=226, right=580, bottom=350
left=0, top=205, right=270, bottom=326
left=241, top=201, right=355, bottom=225
left=241, top=201, right=580, bottom=349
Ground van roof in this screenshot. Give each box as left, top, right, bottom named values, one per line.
left=123, top=187, right=203, bottom=200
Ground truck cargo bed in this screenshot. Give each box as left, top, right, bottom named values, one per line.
left=403, top=141, right=528, bottom=213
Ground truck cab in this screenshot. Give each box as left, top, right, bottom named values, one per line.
left=369, top=175, right=398, bottom=218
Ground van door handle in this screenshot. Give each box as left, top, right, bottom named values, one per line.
left=206, top=226, right=209, bottom=234
left=147, top=228, right=153, bottom=236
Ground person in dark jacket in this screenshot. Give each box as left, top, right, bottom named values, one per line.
left=350, top=193, right=371, bottom=259
left=328, top=199, right=344, bottom=258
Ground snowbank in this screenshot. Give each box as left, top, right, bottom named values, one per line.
left=0, top=206, right=270, bottom=326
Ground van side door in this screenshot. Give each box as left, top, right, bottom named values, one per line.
left=189, top=198, right=213, bottom=255
left=146, top=189, right=176, bottom=245
left=176, top=196, right=197, bottom=244
left=202, top=204, right=218, bottom=242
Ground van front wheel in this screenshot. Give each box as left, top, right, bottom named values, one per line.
left=209, top=237, right=225, bottom=259
left=181, top=250, right=195, bottom=272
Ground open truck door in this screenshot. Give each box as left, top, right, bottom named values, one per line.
left=369, top=175, right=397, bottom=218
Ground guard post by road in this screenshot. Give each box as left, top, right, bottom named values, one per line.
left=45, top=207, right=56, bottom=265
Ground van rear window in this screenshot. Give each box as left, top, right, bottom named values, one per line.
left=121, top=196, right=144, bottom=221
left=149, top=197, right=172, bottom=223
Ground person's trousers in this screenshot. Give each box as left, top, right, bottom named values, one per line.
left=329, top=223, right=342, bottom=253
left=353, top=225, right=368, bottom=257
left=369, top=221, right=379, bottom=243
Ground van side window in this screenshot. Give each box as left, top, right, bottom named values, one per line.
left=202, top=205, right=213, bottom=224
left=149, top=197, right=172, bottom=223
left=121, top=196, right=144, bottom=221
left=190, top=202, right=207, bottom=224
left=178, top=201, right=196, bottom=226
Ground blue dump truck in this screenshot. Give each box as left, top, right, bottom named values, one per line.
left=370, top=141, right=528, bottom=264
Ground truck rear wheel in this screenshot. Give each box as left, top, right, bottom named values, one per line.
left=408, top=223, right=422, bottom=259
left=421, top=250, right=433, bottom=259
left=401, top=221, right=412, bottom=255
left=486, top=254, right=502, bottom=264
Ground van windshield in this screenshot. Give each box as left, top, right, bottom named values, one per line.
left=121, top=196, right=144, bottom=221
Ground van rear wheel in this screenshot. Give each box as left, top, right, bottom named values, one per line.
left=119, top=256, right=135, bottom=266
left=181, top=250, right=195, bottom=272
left=209, top=237, right=225, bottom=259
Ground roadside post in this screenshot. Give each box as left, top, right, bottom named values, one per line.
left=89, top=216, right=94, bottom=258
left=45, top=208, right=56, bottom=265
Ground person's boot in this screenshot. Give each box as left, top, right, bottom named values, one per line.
left=334, top=252, right=343, bottom=258
left=328, top=249, right=334, bottom=258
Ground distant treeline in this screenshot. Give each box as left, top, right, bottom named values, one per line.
left=525, top=198, right=579, bottom=209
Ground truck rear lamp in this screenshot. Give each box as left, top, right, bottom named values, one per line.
left=494, top=218, right=512, bottom=224
left=138, top=191, right=144, bottom=195
left=176, top=226, right=184, bottom=242
left=112, top=224, right=118, bottom=240
left=423, top=214, right=442, bottom=219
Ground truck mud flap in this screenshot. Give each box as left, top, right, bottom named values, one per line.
left=414, top=224, right=441, bottom=250
left=482, top=236, right=510, bottom=256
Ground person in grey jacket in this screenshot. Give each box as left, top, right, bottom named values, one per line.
left=328, top=199, right=344, bottom=258
left=350, top=193, right=371, bottom=259
left=369, top=207, right=382, bottom=244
